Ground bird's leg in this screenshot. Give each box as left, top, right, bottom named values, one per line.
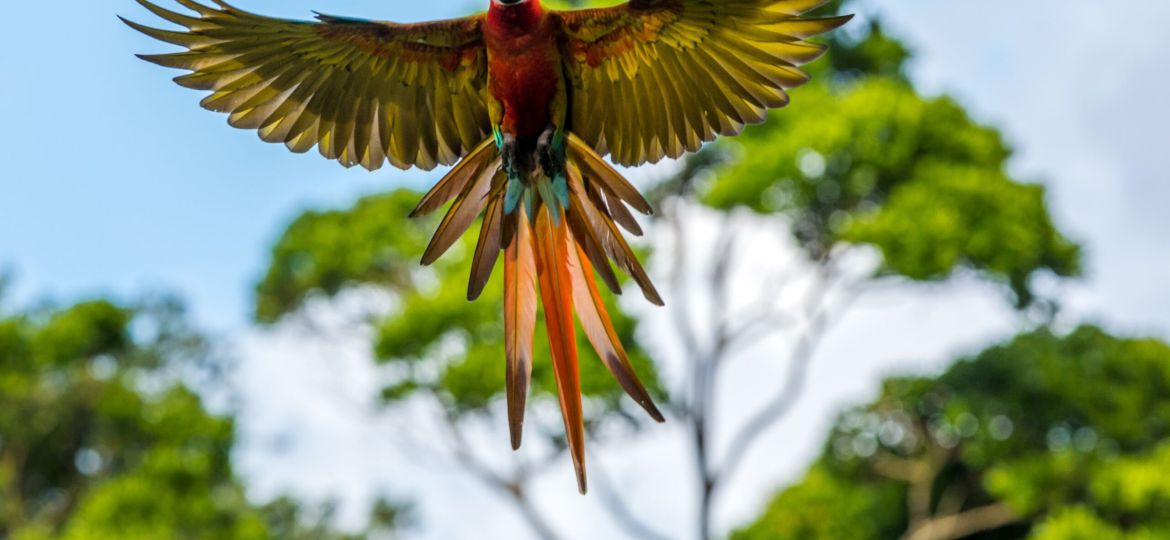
left=537, top=125, right=569, bottom=210
left=537, top=125, right=566, bottom=179
left=500, top=131, right=519, bottom=174
left=499, top=132, right=528, bottom=215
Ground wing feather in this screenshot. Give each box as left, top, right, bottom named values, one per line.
left=124, top=0, right=491, bottom=171
left=554, top=0, right=851, bottom=166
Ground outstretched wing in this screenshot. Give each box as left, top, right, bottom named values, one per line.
left=553, top=0, right=851, bottom=167
left=123, top=0, right=491, bottom=171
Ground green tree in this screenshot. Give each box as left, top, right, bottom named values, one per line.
left=734, top=326, right=1170, bottom=540
left=644, top=1, right=1078, bottom=537
left=254, top=1, right=1080, bottom=538
left=0, top=291, right=403, bottom=540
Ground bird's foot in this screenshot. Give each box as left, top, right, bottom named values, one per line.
left=500, top=133, right=520, bottom=176
left=499, top=133, right=528, bottom=214
left=537, top=126, right=566, bottom=180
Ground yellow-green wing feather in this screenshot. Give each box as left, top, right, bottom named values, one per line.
left=554, top=0, right=851, bottom=167
left=123, top=0, right=491, bottom=171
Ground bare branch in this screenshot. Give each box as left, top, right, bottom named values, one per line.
left=502, top=487, right=566, bottom=540
left=871, top=454, right=930, bottom=483
left=709, top=213, right=738, bottom=343
left=437, top=408, right=563, bottom=540
left=902, top=503, right=1017, bottom=540
left=666, top=199, right=703, bottom=372
left=440, top=412, right=506, bottom=488
left=715, top=259, right=856, bottom=485
left=721, top=310, right=795, bottom=356
left=589, top=452, right=674, bottom=540
left=689, top=213, right=748, bottom=540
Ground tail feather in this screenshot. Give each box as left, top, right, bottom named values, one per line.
left=564, top=194, right=624, bottom=295
left=533, top=206, right=588, bottom=494
left=411, top=138, right=498, bottom=217
left=420, top=162, right=501, bottom=265
left=567, top=162, right=664, bottom=306
left=587, top=181, right=643, bottom=236
left=567, top=242, right=665, bottom=423
left=468, top=188, right=505, bottom=300
left=504, top=209, right=537, bottom=450
left=413, top=134, right=667, bottom=494
left=567, top=133, right=653, bottom=215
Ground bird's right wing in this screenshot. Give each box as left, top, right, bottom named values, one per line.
left=554, top=0, right=851, bottom=167
left=123, top=0, right=492, bottom=171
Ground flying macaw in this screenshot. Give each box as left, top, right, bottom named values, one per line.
left=124, top=0, right=849, bottom=493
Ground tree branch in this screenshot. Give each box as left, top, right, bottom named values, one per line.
left=902, top=503, right=1017, bottom=540
left=666, top=199, right=702, bottom=374
left=678, top=211, right=749, bottom=540
left=438, top=410, right=563, bottom=540
left=716, top=259, right=853, bottom=485
left=589, top=452, right=673, bottom=540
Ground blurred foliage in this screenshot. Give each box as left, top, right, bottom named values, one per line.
left=260, top=497, right=407, bottom=540
left=255, top=194, right=433, bottom=324
left=734, top=463, right=906, bottom=540
left=257, top=190, right=666, bottom=432
left=663, top=0, right=1079, bottom=307
left=0, top=294, right=404, bottom=539
left=734, top=326, right=1170, bottom=539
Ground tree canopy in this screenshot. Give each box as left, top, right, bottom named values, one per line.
left=734, top=326, right=1170, bottom=540
left=665, top=0, right=1078, bottom=307
left=0, top=294, right=402, bottom=540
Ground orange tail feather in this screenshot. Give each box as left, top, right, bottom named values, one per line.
left=534, top=205, right=588, bottom=494
left=414, top=135, right=669, bottom=494
left=567, top=242, right=665, bottom=423
left=504, top=209, right=537, bottom=450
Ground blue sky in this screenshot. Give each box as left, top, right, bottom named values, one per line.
left=0, top=0, right=478, bottom=328
left=3, top=1, right=1168, bottom=334
left=3, top=1, right=1170, bottom=539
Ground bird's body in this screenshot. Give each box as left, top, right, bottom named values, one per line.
left=124, top=0, right=850, bottom=493
left=484, top=1, right=563, bottom=140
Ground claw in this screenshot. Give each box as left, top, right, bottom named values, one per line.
left=501, top=133, right=519, bottom=175
left=537, top=126, right=566, bottom=180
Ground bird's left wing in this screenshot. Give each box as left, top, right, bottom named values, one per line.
left=553, top=0, right=851, bottom=167
left=123, top=0, right=491, bottom=171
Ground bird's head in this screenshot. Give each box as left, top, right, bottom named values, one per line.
left=490, top=0, right=541, bottom=13
left=488, top=0, right=543, bottom=27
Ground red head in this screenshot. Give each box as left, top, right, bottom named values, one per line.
left=488, top=0, right=544, bottom=32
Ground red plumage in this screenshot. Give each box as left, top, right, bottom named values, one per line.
left=485, top=1, right=562, bottom=139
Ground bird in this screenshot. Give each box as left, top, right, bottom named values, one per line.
left=123, top=0, right=850, bottom=494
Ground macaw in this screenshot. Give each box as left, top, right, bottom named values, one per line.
left=124, top=0, right=849, bottom=493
